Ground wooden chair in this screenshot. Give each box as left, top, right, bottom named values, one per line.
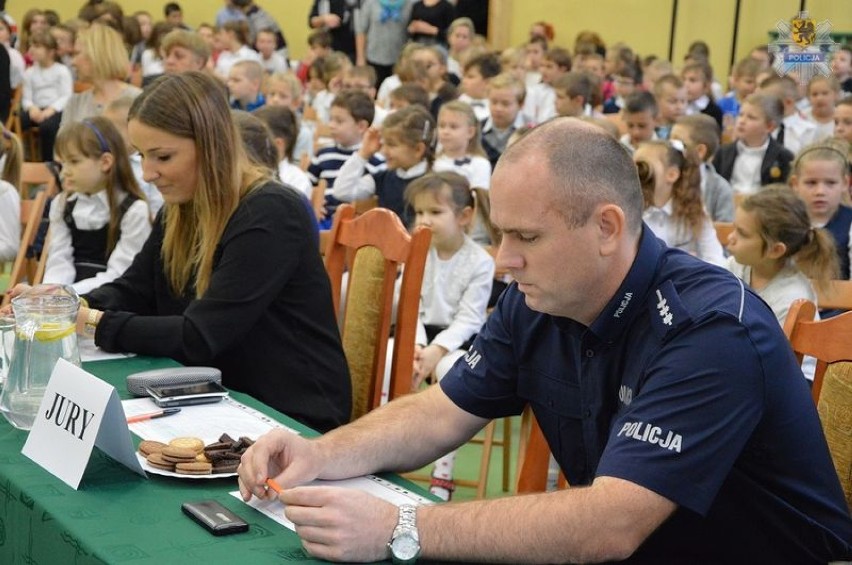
left=5, top=85, right=21, bottom=133
left=451, top=417, right=513, bottom=499
left=324, top=204, right=431, bottom=420
left=787, top=300, right=852, bottom=404
left=2, top=191, right=48, bottom=307
left=20, top=162, right=58, bottom=199
left=812, top=279, right=852, bottom=311
left=714, top=222, right=733, bottom=247
left=515, top=406, right=567, bottom=493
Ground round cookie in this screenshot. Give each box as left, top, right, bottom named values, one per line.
left=161, top=446, right=198, bottom=464
left=176, top=461, right=213, bottom=475
left=169, top=437, right=205, bottom=453
left=146, top=452, right=175, bottom=471
left=138, top=440, right=168, bottom=457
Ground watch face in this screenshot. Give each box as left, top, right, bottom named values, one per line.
left=392, top=533, right=420, bottom=560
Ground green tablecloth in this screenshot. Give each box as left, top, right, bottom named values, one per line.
left=0, top=356, right=420, bottom=564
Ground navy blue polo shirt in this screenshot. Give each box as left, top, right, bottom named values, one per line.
left=441, top=225, right=852, bottom=563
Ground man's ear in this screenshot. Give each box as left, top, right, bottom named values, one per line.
left=598, top=203, right=626, bottom=257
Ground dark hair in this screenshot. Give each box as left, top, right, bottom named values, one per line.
left=687, top=40, right=710, bottom=59
left=390, top=84, right=430, bottom=110
left=232, top=110, right=278, bottom=174
left=404, top=171, right=497, bottom=242
left=164, top=2, right=182, bottom=16
left=624, top=91, right=658, bottom=115
left=253, top=105, right=299, bottom=161
left=331, top=89, right=375, bottom=124
left=223, top=20, right=250, bottom=46
left=553, top=72, right=594, bottom=104
left=381, top=105, right=436, bottom=168
left=741, top=185, right=838, bottom=290
left=464, top=52, right=502, bottom=79
left=308, top=29, right=332, bottom=48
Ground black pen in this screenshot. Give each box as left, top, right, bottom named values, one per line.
left=126, top=407, right=181, bottom=424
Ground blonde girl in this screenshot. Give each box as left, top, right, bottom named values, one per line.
left=404, top=171, right=495, bottom=501
left=635, top=139, right=726, bottom=265
left=446, top=17, right=475, bottom=79
left=433, top=100, right=493, bottom=242
left=0, top=128, right=23, bottom=262
left=64, top=71, right=350, bottom=433
left=333, top=105, right=435, bottom=225
left=18, top=8, right=48, bottom=61
left=805, top=75, right=840, bottom=141
left=44, top=117, right=151, bottom=294
left=726, top=185, right=838, bottom=326
left=790, top=140, right=852, bottom=279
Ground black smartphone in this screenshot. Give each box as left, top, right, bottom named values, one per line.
left=145, top=381, right=229, bottom=408
left=181, top=500, right=249, bottom=536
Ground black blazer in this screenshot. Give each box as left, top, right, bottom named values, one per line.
left=713, top=137, right=795, bottom=187
left=701, top=98, right=724, bottom=129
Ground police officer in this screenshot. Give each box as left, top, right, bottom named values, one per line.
left=239, top=118, right=852, bottom=564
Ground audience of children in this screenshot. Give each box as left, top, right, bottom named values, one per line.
left=725, top=185, right=837, bottom=326
left=523, top=46, right=571, bottom=124
left=139, top=21, right=172, bottom=86
left=601, top=62, right=638, bottom=115
left=523, top=36, right=547, bottom=89
left=789, top=140, right=852, bottom=279
left=255, top=27, right=288, bottom=74
left=634, top=139, right=725, bottom=265
left=21, top=31, right=72, bottom=162
left=342, top=64, right=387, bottom=126
left=228, top=59, right=266, bottom=111
left=333, top=105, right=435, bottom=226
left=552, top=72, right=596, bottom=119
left=44, top=117, right=152, bottom=294
left=264, top=71, right=315, bottom=166
left=214, top=20, right=261, bottom=79
left=681, top=60, right=723, bottom=128
left=671, top=114, right=734, bottom=222
left=403, top=171, right=495, bottom=501
left=714, top=93, right=794, bottom=195
left=308, top=90, right=386, bottom=229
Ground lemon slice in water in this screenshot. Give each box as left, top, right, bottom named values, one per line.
left=32, top=322, right=75, bottom=342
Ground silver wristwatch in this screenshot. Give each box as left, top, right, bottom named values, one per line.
left=388, top=504, right=421, bottom=565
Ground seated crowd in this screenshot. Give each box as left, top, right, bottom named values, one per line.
left=1, top=2, right=851, bottom=563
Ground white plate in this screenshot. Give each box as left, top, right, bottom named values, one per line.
left=136, top=453, right=239, bottom=480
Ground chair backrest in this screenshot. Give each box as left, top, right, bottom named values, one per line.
left=714, top=221, right=733, bottom=247
left=815, top=362, right=852, bottom=510
left=324, top=204, right=431, bottom=420
left=787, top=300, right=852, bottom=403
left=812, top=279, right=852, bottom=311
left=20, top=162, right=57, bottom=199
left=2, top=191, right=48, bottom=307
left=782, top=297, right=816, bottom=339
left=515, top=406, right=567, bottom=493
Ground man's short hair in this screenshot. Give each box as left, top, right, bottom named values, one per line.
left=161, top=29, right=210, bottom=65
left=498, top=118, right=643, bottom=235
left=675, top=114, right=720, bottom=157
left=331, top=90, right=375, bottom=124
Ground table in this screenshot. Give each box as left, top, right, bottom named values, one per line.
left=0, top=356, right=427, bottom=564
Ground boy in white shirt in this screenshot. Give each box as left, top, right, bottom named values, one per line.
left=459, top=52, right=501, bottom=123
left=523, top=46, right=571, bottom=125
left=255, top=28, right=288, bottom=74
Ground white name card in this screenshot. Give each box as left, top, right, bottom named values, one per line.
left=21, top=359, right=146, bottom=489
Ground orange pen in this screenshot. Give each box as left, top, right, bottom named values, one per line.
left=266, top=478, right=283, bottom=494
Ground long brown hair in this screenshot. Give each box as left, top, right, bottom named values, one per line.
left=741, top=185, right=838, bottom=291
left=54, top=116, right=147, bottom=256
left=637, top=140, right=705, bottom=240
left=128, top=71, right=267, bottom=297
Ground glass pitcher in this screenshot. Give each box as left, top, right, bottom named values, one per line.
left=0, top=285, right=82, bottom=430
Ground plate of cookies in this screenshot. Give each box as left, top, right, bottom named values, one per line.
left=136, top=434, right=253, bottom=479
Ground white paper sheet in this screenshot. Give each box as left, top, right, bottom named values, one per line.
left=79, top=338, right=136, bottom=362
left=232, top=475, right=434, bottom=531
left=122, top=396, right=299, bottom=444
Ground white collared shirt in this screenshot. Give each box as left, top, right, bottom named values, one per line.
left=643, top=199, right=726, bottom=266
left=278, top=160, right=313, bottom=199
left=332, top=153, right=427, bottom=202
left=686, top=94, right=709, bottom=115
left=730, top=139, right=768, bottom=195
left=773, top=113, right=818, bottom=156
left=44, top=190, right=152, bottom=294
